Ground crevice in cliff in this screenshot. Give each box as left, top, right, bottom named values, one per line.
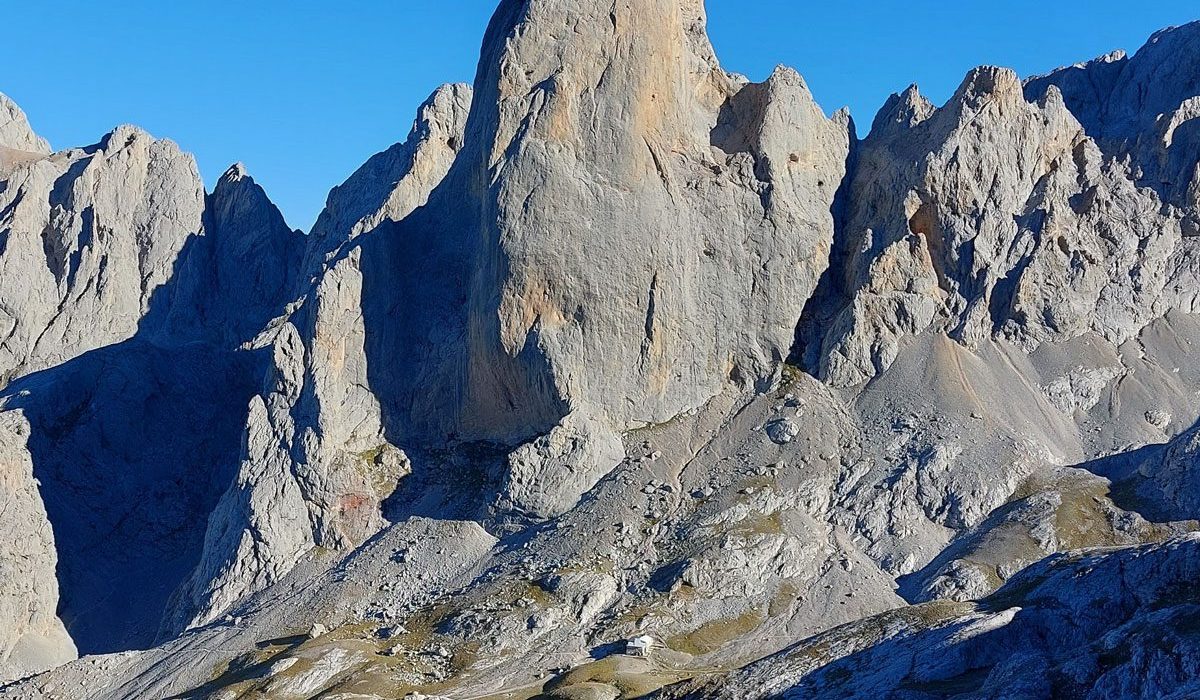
left=791, top=130, right=860, bottom=376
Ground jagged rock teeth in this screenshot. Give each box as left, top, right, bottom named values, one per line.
left=816, top=23, right=1200, bottom=387
left=870, top=84, right=935, bottom=134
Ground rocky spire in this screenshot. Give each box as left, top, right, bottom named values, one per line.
left=165, top=83, right=474, bottom=633
left=167, top=0, right=855, bottom=627
left=401, top=0, right=852, bottom=443
left=152, top=162, right=305, bottom=347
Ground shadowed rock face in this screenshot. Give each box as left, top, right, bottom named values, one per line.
left=0, top=341, right=260, bottom=655
left=155, top=164, right=305, bottom=348
left=0, top=411, right=75, bottom=682
left=5, top=7, right=1200, bottom=699
left=160, top=84, right=477, bottom=634
left=0, top=117, right=305, bottom=663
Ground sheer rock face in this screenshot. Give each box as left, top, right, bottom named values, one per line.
left=0, top=412, right=75, bottom=681
left=164, top=327, right=319, bottom=633
left=818, top=36, right=1200, bottom=387
left=348, top=0, right=850, bottom=510
left=0, top=125, right=205, bottom=385
left=444, top=0, right=850, bottom=442
left=176, top=0, right=852, bottom=623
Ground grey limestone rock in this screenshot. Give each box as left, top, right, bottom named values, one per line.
left=169, top=84, right=475, bottom=629
left=0, top=92, right=50, bottom=156
left=499, top=409, right=625, bottom=520
left=0, top=412, right=75, bottom=682
left=0, top=124, right=205, bottom=384
left=660, top=535, right=1200, bottom=699
left=156, top=163, right=305, bottom=347
left=180, top=0, right=853, bottom=622
left=440, top=3, right=850, bottom=441
left=819, top=38, right=1200, bottom=387
left=307, top=83, right=473, bottom=257
left=6, top=8, right=1200, bottom=700
left=0, top=103, right=306, bottom=653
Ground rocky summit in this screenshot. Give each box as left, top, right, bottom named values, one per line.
left=2, top=2, right=1200, bottom=699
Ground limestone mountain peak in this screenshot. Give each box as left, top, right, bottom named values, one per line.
left=2, top=4, right=1200, bottom=698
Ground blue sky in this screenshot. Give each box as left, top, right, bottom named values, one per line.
left=6, top=1, right=1198, bottom=230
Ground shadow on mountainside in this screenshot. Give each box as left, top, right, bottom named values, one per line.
left=1076, top=418, right=1200, bottom=525
left=346, top=145, right=568, bottom=527
left=348, top=214, right=516, bottom=526
left=1, top=341, right=259, bottom=654
left=0, top=225, right=283, bottom=654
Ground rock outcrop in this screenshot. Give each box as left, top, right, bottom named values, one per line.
left=816, top=27, right=1200, bottom=387
left=0, top=125, right=205, bottom=385
left=1025, top=23, right=1200, bottom=208
left=170, top=0, right=855, bottom=626
left=156, top=163, right=304, bottom=347
left=165, top=84, right=473, bottom=632
left=0, top=109, right=305, bottom=658
left=661, top=535, right=1200, bottom=699
left=0, top=412, right=75, bottom=681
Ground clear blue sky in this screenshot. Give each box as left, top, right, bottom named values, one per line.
left=6, top=1, right=1198, bottom=230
